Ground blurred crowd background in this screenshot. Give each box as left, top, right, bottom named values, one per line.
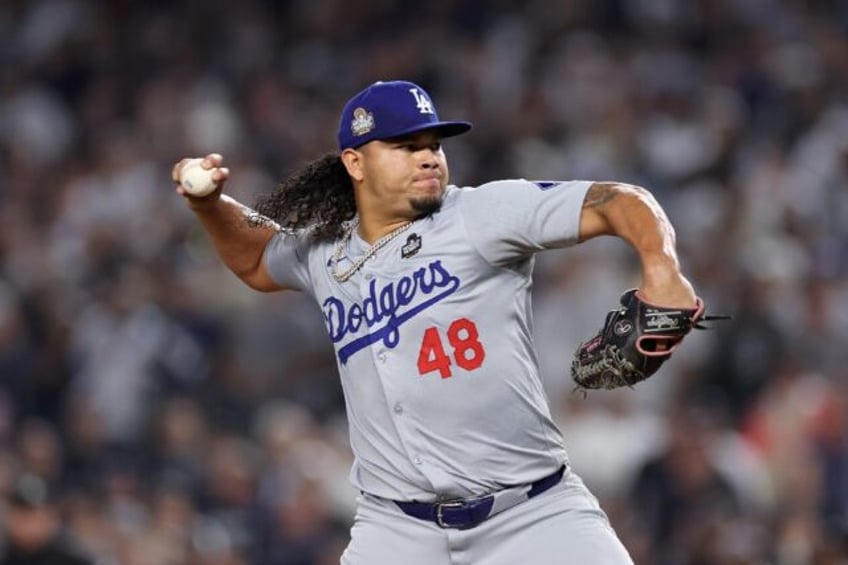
left=1, top=0, right=847, bottom=563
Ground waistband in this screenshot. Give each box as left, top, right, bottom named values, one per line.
left=393, top=465, right=566, bottom=530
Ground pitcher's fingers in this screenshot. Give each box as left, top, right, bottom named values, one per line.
left=202, top=153, right=223, bottom=168
left=211, top=167, right=229, bottom=183
left=172, top=158, right=192, bottom=183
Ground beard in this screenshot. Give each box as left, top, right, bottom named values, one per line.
left=409, top=194, right=443, bottom=217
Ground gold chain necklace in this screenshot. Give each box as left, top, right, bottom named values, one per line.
left=331, top=219, right=415, bottom=283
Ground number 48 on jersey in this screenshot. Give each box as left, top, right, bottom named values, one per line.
left=416, top=318, right=486, bottom=379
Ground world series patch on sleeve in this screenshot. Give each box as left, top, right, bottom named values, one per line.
left=571, top=289, right=727, bottom=392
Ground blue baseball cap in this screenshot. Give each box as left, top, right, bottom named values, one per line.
left=337, top=81, right=472, bottom=150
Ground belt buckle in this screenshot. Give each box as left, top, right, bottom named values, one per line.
left=435, top=500, right=466, bottom=529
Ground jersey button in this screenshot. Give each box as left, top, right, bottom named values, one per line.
left=364, top=273, right=374, bottom=280
left=377, top=352, right=387, bottom=362
left=393, top=403, right=403, bottom=414
left=413, top=455, right=423, bottom=465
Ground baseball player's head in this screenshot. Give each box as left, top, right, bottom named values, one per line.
left=337, top=81, right=472, bottom=217
left=250, top=81, right=472, bottom=243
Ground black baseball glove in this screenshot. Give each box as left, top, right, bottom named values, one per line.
left=571, top=289, right=714, bottom=392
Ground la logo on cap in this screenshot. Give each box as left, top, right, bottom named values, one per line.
left=409, top=88, right=434, bottom=115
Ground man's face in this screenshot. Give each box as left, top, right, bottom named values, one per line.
left=352, top=129, right=451, bottom=218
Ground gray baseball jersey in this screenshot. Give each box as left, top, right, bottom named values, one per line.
left=263, top=179, right=591, bottom=501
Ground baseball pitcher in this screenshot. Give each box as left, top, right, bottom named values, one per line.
left=173, top=80, right=707, bottom=564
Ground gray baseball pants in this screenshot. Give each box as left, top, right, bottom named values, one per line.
left=341, top=468, right=633, bottom=565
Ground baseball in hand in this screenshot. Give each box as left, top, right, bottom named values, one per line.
left=179, top=158, right=219, bottom=197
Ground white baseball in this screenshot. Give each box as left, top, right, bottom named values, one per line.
left=179, top=158, right=219, bottom=197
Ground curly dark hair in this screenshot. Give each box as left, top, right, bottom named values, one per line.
left=251, top=152, right=355, bottom=242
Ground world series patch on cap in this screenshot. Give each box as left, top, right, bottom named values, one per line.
left=337, top=80, right=472, bottom=150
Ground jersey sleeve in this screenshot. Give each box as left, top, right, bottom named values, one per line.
left=458, top=179, right=593, bottom=265
left=261, top=229, right=314, bottom=293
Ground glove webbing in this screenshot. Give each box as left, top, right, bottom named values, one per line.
left=571, top=344, right=646, bottom=395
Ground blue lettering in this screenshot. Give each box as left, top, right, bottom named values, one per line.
left=325, top=260, right=461, bottom=364
left=379, top=279, right=398, bottom=314
left=347, top=303, right=363, bottom=333
left=396, top=276, right=414, bottom=305
left=322, top=297, right=346, bottom=342
left=362, top=280, right=380, bottom=325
